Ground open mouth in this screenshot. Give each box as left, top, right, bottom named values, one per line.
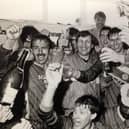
left=38, top=54, right=45, bottom=60
left=73, top=119, right=81, bottom=126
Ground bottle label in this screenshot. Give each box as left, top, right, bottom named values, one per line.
left=1, top=85, right=18, bottom=106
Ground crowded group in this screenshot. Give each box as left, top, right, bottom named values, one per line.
left=0, top=1, right=129, bottom=129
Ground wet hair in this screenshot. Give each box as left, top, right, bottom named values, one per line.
left=94, top=11, right=106, bottom=20
left=31, top=33, right=55, bottom=49
left=77, top=30, right=99, bottom=46
left=99, top=26, right=111, bottom=37
left=75, top=95, right=101, bottom=121
left=20, top=25, right=40, bottom=43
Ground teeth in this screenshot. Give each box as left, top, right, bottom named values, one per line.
left=38, top=56, right=44, bottom=60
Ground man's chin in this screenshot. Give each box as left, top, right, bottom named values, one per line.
left=35, top=60, right=47, bottom=66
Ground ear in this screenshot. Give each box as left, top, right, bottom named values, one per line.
left=91, top=113, right=97, bottom=120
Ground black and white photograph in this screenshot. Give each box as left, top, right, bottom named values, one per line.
left=0, top=0, right=129, bottom=129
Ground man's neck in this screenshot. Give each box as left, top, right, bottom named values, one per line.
left=73, top=123, right=94, bottom=129
left=78, top=54, right=90, bottom=61
left=34, top=62, right=45, bottom=68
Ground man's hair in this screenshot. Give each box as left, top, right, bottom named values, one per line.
left=77, top=30, right=99, bottom=46
left=68, top=27, right=79, bottom=38
left=108, top=27, right=129, bottom=49
left=20, top=25, right=40, bottom=43
left=75, top=95, right=101, bottom=121
left=31, top=33, right=55, bottom=49
left=99, top=26, right=111, bottom=37
left=108, top=27, right=121, bottom=36
left=94, top=11, right=106, bottom=20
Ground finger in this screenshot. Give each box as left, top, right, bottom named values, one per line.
left=101, top=47, right=112, bottom=53
left=3, top=110, right=12, bottom=120
left=101, top=58, right=112, bottom=63
left=6, top=111, right=13, bottom=120
left=10, top=25, right=19, bottom=33
left=119, top=25, right=129, bottom=31
left=100, top=56, right=111, bottom=62
left=100, top=55, right=112, bottom=62
left=100, top=52, right=112, bottom=58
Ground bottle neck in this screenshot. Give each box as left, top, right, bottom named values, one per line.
left=17, top=49, right=30, bottom=72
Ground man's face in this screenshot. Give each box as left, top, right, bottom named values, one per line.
left=100, top=30, right=109, bottom=46
left=109, top=33, right=123, bottom=53
left=72, top=104, right=93, bottom=129
left=77, top=36, right=92, bottom=57
left=32, top=39, right=49, bottom=65
left=95, top=16, right=105, bottom=29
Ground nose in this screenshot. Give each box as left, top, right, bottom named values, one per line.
left=38, top=48, right=43, bottom=54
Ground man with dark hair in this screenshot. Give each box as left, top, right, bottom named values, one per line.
left=55, top=30, right=101, bottom=116
left=90, top=11, right=106, bottom=41
left=39, top=63, right=110, bottom=129
left=108, top=27, right=128, bottom=54
left=0, top=26, right=54, bottom=129
left=20, top=25, right=40, bottom=48
left=26, top=33, right=55, bottom=129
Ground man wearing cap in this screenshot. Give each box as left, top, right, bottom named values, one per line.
left=102, top=84, right=129, bottom=129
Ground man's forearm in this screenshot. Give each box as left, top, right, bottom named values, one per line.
left=40, top=85, right=57, bottom=112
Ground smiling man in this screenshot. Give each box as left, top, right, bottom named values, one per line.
left=39, top=63, right=110, bottom=129
left=26, top=34, right=54, bottom=129
left=58, top=30, right=101, bottom=116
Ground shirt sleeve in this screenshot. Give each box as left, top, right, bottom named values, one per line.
left=38, top=108, right=63, bottom=129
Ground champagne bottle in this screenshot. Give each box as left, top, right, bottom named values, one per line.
left=0, top=48, right=30, bottom=106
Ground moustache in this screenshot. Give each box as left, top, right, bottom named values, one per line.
left=37, top=53, right=46, bottom=57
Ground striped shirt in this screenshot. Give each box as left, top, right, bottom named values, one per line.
left=102, top=107, right=129, bottom=129
left=27, top=63, right=47, bottom=129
